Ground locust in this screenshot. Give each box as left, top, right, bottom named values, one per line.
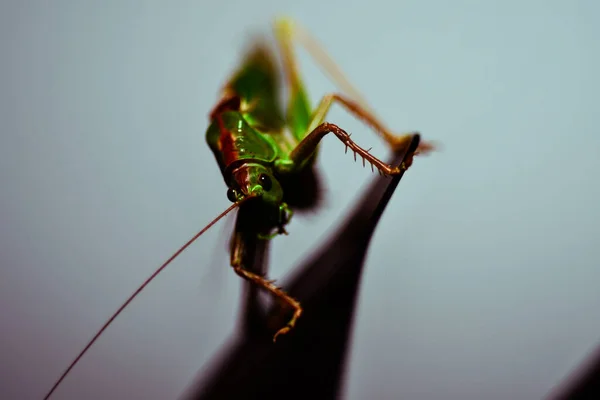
left=43, top=17, right=433, bottom=399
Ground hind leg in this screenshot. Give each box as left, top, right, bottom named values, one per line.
left=274, top=17, right=435, bottom=155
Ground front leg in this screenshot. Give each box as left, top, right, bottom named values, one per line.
left=232, top=266, right=302, bottom=341
left=230, top=225, right=302, bottom=342
left=277, top=122, right=421, bottom=176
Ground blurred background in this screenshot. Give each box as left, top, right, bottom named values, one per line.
left=1, top=0, right=599, bottom=399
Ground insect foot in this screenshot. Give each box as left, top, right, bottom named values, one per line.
left=272, top=303, right=303, bottom=342
left=390, top=132, right=437, bottom=157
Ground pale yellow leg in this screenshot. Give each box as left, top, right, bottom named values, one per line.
left=274, top=17, right=435, bottom=154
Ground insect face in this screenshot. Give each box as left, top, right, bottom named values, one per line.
left=227, top=163, right=283, bottom=206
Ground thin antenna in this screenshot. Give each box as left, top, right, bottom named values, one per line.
left=43, top=198, right=250, bottom=400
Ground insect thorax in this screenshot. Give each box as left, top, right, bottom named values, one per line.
left=206, top=111, right=279, bottom=180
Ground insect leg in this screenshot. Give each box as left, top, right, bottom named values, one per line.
left=274, top=17, right=435, bottom=154
left=308, top=93, right=434, bottom=156
left=273, top=17, right=312, bottom=141
left=230, top=230, right=302, bottom=342
left=233, top=266, right=302, bottom=341
left=284, top=121, right=417, bottom=176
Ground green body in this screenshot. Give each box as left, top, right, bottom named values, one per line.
left=205, top=45, right=312, bottom=174
left=205, top=44, right=320, bottom=237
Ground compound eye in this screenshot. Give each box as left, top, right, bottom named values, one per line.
left=226, top=188, right=237, bottom=203
left=258, top=174, right=272, bottom=191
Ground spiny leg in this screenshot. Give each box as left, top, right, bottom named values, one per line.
left=233, top=265, right=302, bottom=341
left=307, top=93, right=434, bottom=156
left=230, top=225, right=302, bottom=341
left=273, top=17, right=435, bottom=154
left=278, top=92, right=424, bottom=175
left=287, top=122, right=416, bottom=176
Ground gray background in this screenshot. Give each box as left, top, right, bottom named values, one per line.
left=1, top=0, right=599, bottom=399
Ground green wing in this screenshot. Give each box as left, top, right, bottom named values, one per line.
left=225, top=43, right=286, bottom=133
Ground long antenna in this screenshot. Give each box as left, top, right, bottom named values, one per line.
left=43, top=198, right=249, bottom=400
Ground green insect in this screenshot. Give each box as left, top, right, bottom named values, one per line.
left=44, top=17, right=433, bottom=400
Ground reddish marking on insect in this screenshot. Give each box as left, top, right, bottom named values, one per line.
left=210, top=95, right=242, bottom=166
left=218, top=117, right=238, bottom=166
left=209, top=94, right=241, bottom=120
left=231, top=167, right=253, bottom=195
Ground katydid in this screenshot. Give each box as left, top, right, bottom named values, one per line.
left=43, top=17, right=433, bottom=400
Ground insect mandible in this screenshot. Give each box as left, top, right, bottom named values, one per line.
left=43, top=17, right=434, bottom=400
